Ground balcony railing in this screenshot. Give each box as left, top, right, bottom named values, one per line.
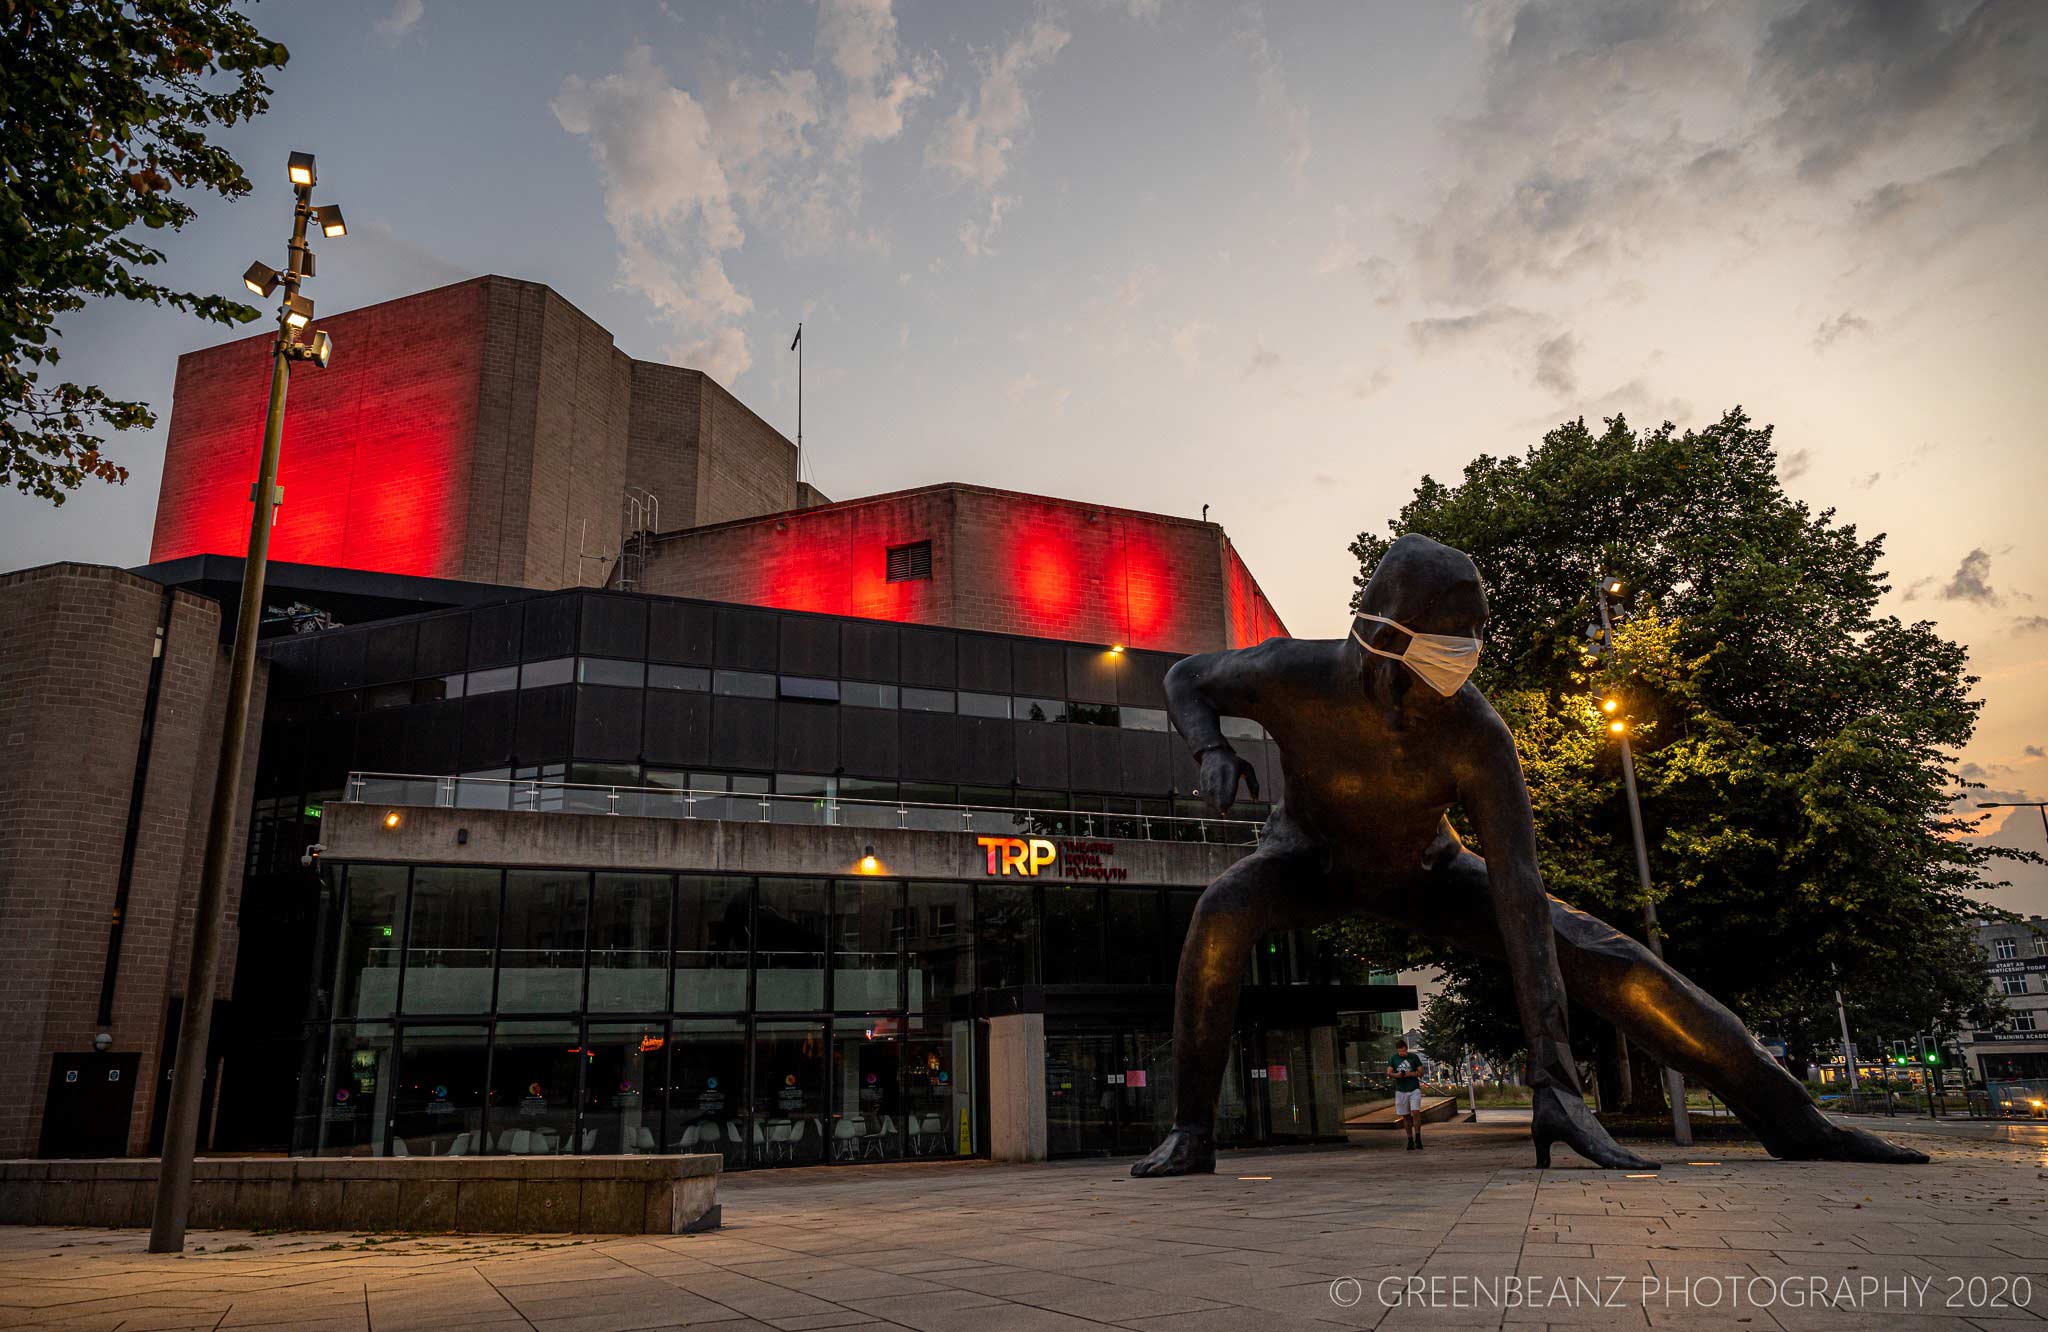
left=343, top=771, right=1264, bottom=845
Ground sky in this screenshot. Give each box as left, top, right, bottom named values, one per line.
left=7, top=0, right=2048, bottom=907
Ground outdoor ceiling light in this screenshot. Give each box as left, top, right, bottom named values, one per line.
left=313, top=205, right=347, bottom=238
left=242, top=261, right=281, bottom=298
left=284, top=291, right=314, bottom=329
left=1601, top=697, right=1620, bottom=713
left=288, top=151, right=316, bottom=188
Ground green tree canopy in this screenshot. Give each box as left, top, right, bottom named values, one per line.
left=1333, top=409, right=2022, bottom=1070
left=2, top=0, right=287, bottom=503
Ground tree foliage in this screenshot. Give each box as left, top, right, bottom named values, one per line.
left=1330, top=409, right=2022, bottom=1068
left=1, top=0, right=287, bottom=503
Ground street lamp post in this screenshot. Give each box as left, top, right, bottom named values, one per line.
left=148, top=152, right=343, bottom=1254
left=1595, top=577, right=1694, bottom=1147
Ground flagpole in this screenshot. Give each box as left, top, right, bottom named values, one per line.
left=792, top=322, right=803, bottom=492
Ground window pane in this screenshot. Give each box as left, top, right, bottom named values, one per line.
left=590, top=873, right=670, bottom=1013
left=520, top=657, right=574, bottom=688
left=392, top=1025, right=487, bottom=1157
left=467, top=665, right=518, bottom=695
left=1106, top=889, right=1162, bottom=986
left=1219, top=715, right=1263, bottom=740
left=831, top=1029, right=904, bottom=1161
left=756, top=877, right=827, bottom=1010
left=675, top=875, right=751, bottom=1011
left=415, top=673, right=465, bottom=703
left=498, top=870, right=587, bottom=1013
left=904, top=1020, right=975, bottom=1158
left=1043, top=886, right=1105, bottom=984
left=900, top=687, right=955, bottom=714
left=1119, top=706, right=1168, bottom=732
left=780, top=676, right=840, bottom=702
left=667, top=1019, right=746, bottom=1167
left=648, top=663, right=710, bottom=692
left=713, top=670, right=776, bottom=698
left=1015, top=697, right=1067, bottom=723
left=753, top=1020, right=826, bottom=1165
left=456, top=769, right=512, bottom=810
left=770, top=773, right=832, bottom=825
left=578, top=657, right=646, bottom=687
left=834, top=880, right=903, bottom=1012
left=841, top=681, right=898, bottom=709
left=583, top=1021, right=668, bottom=1154
left=336, top=865, right=407, bottom=1020
left=302, top=1023, right=393, bottom=1156
left=1068, top=701, right=1120, bottom=727
left=907, top=883, right=972, bottom=1012
left=402, top=867, right=499, bottom=1014
left=976, top=884, right=1039, bottom=989
left=488, top=1020, right=580, bottom=1153
left=958, top=692, right=1011, bottom=719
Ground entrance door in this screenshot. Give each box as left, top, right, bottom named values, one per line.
left=41, top=1053, right=140, bottom=1157
left=1045, top=1033, right=1121, bottom=1155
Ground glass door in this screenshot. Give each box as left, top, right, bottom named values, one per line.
left=1045, top=1033, right=1121, bottom=1156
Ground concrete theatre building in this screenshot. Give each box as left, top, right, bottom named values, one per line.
left=2, top=276, right=1409, bottom=1168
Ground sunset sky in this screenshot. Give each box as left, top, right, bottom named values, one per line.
left=7, top=1, right=2046, bottom=906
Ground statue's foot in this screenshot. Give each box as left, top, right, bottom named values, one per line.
left=1130, top=1126, right=1216, bottom=1178
left=1770, top=1122, right=1928, bottom=1165
left=1531, top=1085, right=1661, bottom=1170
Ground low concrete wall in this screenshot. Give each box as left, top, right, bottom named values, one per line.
left=0, top=1155, right=721, bottom=1234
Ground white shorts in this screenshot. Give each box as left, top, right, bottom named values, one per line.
left=1394, top=1089, right=1422, bottom=1116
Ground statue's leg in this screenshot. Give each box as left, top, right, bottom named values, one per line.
left=1130, top=843, right=1339, bottom=1178
left=1396, top=852, right=1927, bottom=1164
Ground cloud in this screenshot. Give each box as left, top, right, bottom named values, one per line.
left=1929, top=547, right=2001, bottom=605
left=819, top=0, right=941, bottom=153
left=1848, top=470, right=1881, bottom=490
left=672, top=326, right=752, bottom=385
left=1244, top=337, right=1280, bottom=376
left=1170, top=321, right=1212, bottom=375
left=2016, top=615, right=2048, bottom=635
left=1813, top=310, right=1872, bottom=350
left=1408, top=305, right=1536, bottom=347
left=2028, top=745, right=2046, bottom=759
left=926, top=20, right=1069, bottom=188
left=1779, top=446, right=1813, bottom=480
left=1531, top=330, right=1580, bottom=396
left=958, top=193, right=1014, bottom=255
left=376, top=0, right=423, bottom=38
left=1236, top=22, right=1311, bottom=187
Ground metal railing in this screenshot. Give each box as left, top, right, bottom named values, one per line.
left=344, top=771, right=1264, bottom=845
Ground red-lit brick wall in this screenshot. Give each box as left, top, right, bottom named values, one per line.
left=634, top=484, right=1289, bottom=656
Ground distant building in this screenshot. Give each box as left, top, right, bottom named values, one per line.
left=1957, top=915, right=2048, bottom=1082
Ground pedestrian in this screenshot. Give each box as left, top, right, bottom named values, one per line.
left=1390, top=1038, right=1425, bottom=1150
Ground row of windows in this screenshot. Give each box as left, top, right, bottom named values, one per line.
left=1992, top=936, right=2048, bottom=961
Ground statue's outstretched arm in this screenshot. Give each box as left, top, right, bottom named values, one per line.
left=1165, top=639, right=1300, bottom=812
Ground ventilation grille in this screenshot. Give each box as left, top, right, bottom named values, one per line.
left=886, top=540, right=933, bottom=583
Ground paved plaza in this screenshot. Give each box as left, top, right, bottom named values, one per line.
left=5, top=1117, right=2048, bottom=1331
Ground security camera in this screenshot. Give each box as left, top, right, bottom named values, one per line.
left=300, top=842, right=328, bottom=868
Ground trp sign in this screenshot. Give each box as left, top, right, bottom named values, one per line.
left=976, top=836, right=1056, bottom=876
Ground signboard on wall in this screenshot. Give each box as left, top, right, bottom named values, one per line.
left=974, top=836, right=1131, bottom=881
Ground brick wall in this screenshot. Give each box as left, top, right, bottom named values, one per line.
left=0, top=564, right=262, bottom=1157
left=694, top=375, right=800, bottom=525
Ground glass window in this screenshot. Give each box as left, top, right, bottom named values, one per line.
left=904, top=1021, right=974, bottom=1159
left=466, top=665, right=518, bottom=695
left=753, top=1021, right=827, bottom=1165
left=772, top=773, right=833, bottom=826
left=589, top=873, right=670, bottom=1013
left=832, top=1027, right=904, bottom=1161
left=2014, top=1012, right=2039, bottom=1033
left=907, top=883, right=972, bottom=1012
left=1013, top=789, right=1073, bottom=838
left=675, top=875, right=751, bottom=1011
left=302, top=1023, right=393, bottom=1157
left=392, top=1025, right=487, bottom=1157
left=336, top=865, right=408, bottom=1020
left=520, top=657, right=574, bottom=689
left=365, top=682, right=412, bottom=710
left=976, top=884, right=1039, bottom=989
left=648, top=663, right=710, bottom=692
left=578, top=657, right=646, bottom=687
left=713, top=669, right=776, bottom=698
left=900, top=687, right=955, bottom=714
left=582, top=1021, right=668, bottom=1154
left=1120, top=706, right=1169, bottom=732
left=1042, top=886, right=1105, bottom=984
left=1996, top=937, right=2019, bottom=961
left=780, top=676, right=840, bottom=702
left=1068, top=701, right=1120, bottom=727
left=401, top=867, right=499, bottom=1015
left=1999, top=974, right=2029, bottom=996
left=834, top=880, right=903, bottom=1012
left=841, top=681, right=898, bottom=709
left=958, top=692, right=1011, bottom=719
left=1106, top=889, right=1163, bottom=986
left=1219, top=715, right=1263, bottom=740
left=498, top=871, right=587, bottom=1013
left=455, top=768, right=512, bottom=810
left=756, top=878, right=828, bottom=1011
left=1014, top=697, right=1067, bottom=723
left=413, top=673, right=465, bottom=703
left=667, top=1019, right=746, bottom=1166
left=488, top=1020, right=580, bottom=1154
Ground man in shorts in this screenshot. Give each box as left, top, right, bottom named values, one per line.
left=1389, top=1038, right=1425, bottom=1150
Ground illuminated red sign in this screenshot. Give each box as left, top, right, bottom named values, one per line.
left=977, top=836, right=1057, bottom=876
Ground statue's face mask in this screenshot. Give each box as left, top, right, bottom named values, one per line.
left=1351, top=613, right=1481, bottom=697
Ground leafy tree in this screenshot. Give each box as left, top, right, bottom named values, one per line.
left=2, top=0, right=288, bottom=503
left=1330, top=409, right=2023, bottom=1098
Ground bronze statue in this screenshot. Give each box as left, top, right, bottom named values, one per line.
left=1133, top=534, right=1926, bottom=1175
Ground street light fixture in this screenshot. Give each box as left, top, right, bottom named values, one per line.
left=1977, top=801, right=2048, bottom=847
left=150, top=148, right=347, bottom=1256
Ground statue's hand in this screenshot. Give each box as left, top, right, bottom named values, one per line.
left=1200, top=746, right=1260, bottom=812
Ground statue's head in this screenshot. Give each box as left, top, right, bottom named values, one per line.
left=1354, top=534, right=1488, bottom=720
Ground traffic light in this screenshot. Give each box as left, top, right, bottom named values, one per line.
left=1891, top=1040, right=1908, bottom=1066
left=1921, top=1034, right=1941, bottom=1066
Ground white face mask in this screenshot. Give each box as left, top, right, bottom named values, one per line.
left=1352, top=612, right=1482, bottom=697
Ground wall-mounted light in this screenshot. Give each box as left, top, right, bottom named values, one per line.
left=858, top=844, right=880, bottom=874
left=1109, top=644, right=1124, bottom=656
left=382, top=810, right=403, bottom=830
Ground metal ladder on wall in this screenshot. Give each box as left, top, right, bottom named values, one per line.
left=616, top=486, right=660, bottom=592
